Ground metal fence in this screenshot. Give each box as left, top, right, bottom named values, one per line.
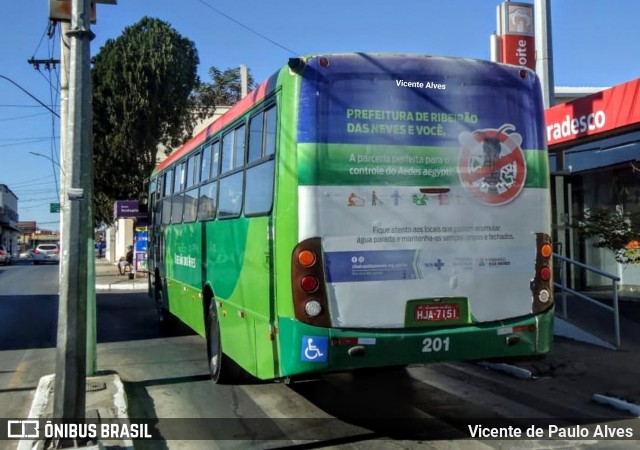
left=553, top=252, right=621, bottom=349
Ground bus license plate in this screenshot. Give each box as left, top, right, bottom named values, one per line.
left=414, top=304, right=460, bottom=322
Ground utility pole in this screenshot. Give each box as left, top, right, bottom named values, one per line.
left=59, top=17, right=98, bottom=379
left=240, top=64, right=248, bottom=98
left=53, top=0, right=94, bottom=439
left=535, top=0, right=555, bottom=108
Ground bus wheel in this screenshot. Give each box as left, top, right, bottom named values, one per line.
left=205, top=302, right=235, bottom=384
left=154, top=281, right=170, bottom=328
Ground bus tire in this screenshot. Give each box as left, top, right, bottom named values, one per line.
left=205, top=302, right=236, bottom=384
left=154, top=277, right=171, bottom=330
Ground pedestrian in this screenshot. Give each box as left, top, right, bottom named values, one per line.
left=118, top=245, right=134, bottom=275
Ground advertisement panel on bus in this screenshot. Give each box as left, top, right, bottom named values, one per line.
left=296, top=55, right=550, bottom=329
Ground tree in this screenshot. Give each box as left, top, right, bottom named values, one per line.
left=92, top=17, right=205, bottom=225
left=576, top=207, right=640, bottom=265
left=192, top=66, right=256, bottom=111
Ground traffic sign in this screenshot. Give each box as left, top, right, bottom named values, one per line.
left=50, top=202, right=61, bottom=213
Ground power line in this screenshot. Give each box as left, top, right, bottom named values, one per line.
left=195, top=0, right=298, bottom=56
left=0, top=104, right=52, bottom=108
left=0, top=112, right=50, bottom=122
left=0, top=138, right=58, bottom=148
left=14, top=188, right=58, bottom=195
left=9, top=178, right=57, bottom=189
left=20, top=197, right=60, bottom=203
left=0, top=136, right=60, bottom=142
left=0, top=75, right=60, bottom=118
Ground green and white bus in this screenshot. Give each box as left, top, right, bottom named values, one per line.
left=147, top=53, right=554, bottom=383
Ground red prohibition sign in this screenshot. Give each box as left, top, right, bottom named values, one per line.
left=458, top=128, right=526, bottom=205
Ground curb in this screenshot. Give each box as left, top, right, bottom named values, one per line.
left=18, top=374, right=134, bottom=450
left=592, top=394, right=640, bottom=417
left=477, top=361, right=534, bottom=380
left=96, top=283, right=147, bottom=292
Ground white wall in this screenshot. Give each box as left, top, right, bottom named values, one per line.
left=112, top=218, right=134, bottom=262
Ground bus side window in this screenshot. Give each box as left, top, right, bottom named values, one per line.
left=234, top=124, right=246, bottom=169
left=148, top=177, right=157, bottom=224
left=163, top=168, right=173, bottom=197
left=155, top=175, right=163, bottom=203
left=245, top=160, right=274, bottom=216
left=171, top=193, right=184, bottom=224
left=162, top=200, right=172, bottom=225
left=221, top=131, right=234, bottom=174
left=174, top=161, right=186, bottom=194
left=197, top=181, right=217, bottom=221
left=161, top=168, right=174, bottom=225
left=183, top=188, right=199, bottom=223
left=245, top=103, right=276, bottom=216
left=155, top=198, right=163, bottom=226
left=221, top=125, right=245, bottom=174
left=218, top=172, right=243, bottom=219
left=248, top=111, right=264, bottom=163
left=201, top=145, right=212, bottom=182
left=264, top=105, right=277, bottom=156
left=248, top=104, right=276, bottom=163
left=186, top=153, right=199, bottom=190
left=211, top=140, right=221, bottom=179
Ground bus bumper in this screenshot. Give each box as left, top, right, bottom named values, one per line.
left=278, top=307, right=554, bottom=377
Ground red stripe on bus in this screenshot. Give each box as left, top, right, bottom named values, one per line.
left=157, top=77, right=274, bottom=172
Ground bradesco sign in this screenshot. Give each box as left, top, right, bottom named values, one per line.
left=545, top=78, right=640, bottom=146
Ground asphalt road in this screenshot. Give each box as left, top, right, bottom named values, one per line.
left=0, top=261, right=175, bottom=350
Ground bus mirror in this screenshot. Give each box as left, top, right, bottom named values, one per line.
left=138, top=197, right=148, bottom=213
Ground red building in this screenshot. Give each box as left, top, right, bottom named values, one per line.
left=545, top=78, right=640, bottom=292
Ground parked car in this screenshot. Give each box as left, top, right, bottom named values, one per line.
left=32, top=244, right=60, bottom=265
left=0, top=245, right=10, bottom=265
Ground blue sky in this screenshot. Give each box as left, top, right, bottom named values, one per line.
left=2, top=0, right=639, bottom=230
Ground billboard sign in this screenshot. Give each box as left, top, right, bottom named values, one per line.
left=545, top=78, right=640, bottom=146
left=113, top=200, right=146, bottom=220
left=49, top=0, right=97, bottom=23
left=497, top=2, right=536, bottom=70
left=17, top=221, right=37, bottom=234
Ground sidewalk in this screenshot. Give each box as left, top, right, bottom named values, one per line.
left=95, top=258, right=148, bottom=292
left=512, top=296, right=640, bottom=416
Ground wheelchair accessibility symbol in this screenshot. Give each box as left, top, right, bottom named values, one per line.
left=301, top=336, right=328, bottom=362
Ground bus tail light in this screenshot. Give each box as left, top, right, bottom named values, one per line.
left=304, top=300, right=322, bottom=317
left=531, top=233, right=554, bottom=313
left=538, top=289, right=551, bottom=303
left=298, top=250, right=316, bottom=267
left=301, top=276, right=319, bottom=293
left=539, top=266, right=551, bottom=281
left=292, top=238, right=331, bottom=327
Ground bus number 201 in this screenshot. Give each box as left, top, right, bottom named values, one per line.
left=421, top=337, right=450, bottom=353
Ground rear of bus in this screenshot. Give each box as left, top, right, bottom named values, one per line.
left=278, top=53, right=553, bottom=376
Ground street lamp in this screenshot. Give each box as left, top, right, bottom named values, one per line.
left=28, top=151, right=63, bottom=169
